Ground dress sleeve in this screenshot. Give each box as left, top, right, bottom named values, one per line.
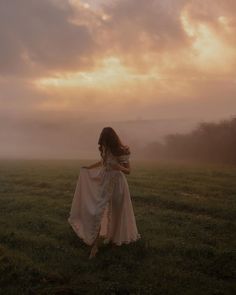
left=117, top=154, right=130, bottom=164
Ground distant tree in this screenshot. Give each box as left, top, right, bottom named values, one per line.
left=144, top=117, right=236, bottom=165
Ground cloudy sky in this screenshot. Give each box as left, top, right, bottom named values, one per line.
left=0, top=0, right=236, bottom=158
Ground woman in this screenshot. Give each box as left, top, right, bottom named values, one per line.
left=68, top=127, right=141, bottom=259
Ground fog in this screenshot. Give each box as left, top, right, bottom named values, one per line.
left=0, top=114, right=201, bottom=159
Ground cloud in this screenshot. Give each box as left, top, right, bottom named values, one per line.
left=105, top=0, right=188, bottom=47
left=0, top=0, right=96, bottom=77
left=96, top=0, right=190, bottom=71
left=1, top=0, right=235, bottom=77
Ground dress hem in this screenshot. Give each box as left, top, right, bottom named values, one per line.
left=68, top=218, right=94, bottom=246
left=101, top=233, right=141, bottom=246
left=68, top=218, right=141, bottom=247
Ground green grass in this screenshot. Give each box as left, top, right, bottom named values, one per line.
left=0, top=160, right=235, bottom=295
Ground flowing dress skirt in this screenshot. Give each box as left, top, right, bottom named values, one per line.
left=68, top=166, right=141, bottom=246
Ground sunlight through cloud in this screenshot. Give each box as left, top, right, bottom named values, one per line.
left=35, top=57, right=161, bottom=89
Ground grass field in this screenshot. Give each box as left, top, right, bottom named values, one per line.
left=0, top=160, right=235, bottom=295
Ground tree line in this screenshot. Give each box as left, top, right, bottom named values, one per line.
left=143, top=117, right=236, bottom=165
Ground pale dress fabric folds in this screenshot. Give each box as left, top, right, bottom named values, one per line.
left=68, top=148, right=141, bottom=246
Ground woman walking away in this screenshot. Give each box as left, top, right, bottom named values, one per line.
left=68, top=127, right=141, bottom=259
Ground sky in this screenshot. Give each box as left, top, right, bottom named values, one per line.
left=0, top=0, right=236, bottom=158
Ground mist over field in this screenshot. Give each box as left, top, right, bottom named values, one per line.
left=0, top=114, right=201, bottom=159
left=1, top=115, right=236, bottom=166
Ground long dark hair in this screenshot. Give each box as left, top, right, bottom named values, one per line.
left=98, top=127, right=130, bottom=159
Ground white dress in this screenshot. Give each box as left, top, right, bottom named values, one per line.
left=68, top=147, right=141, bottom=246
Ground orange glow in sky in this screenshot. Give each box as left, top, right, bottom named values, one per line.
left=35, top=57, right=161, bottom=89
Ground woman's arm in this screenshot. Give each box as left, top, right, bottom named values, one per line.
left=82, top=160, right=103, bottom=169
left=111, top=162, right=131, bottom=175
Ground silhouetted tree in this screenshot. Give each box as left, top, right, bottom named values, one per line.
left=144, top=117, right=236, bottom=165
